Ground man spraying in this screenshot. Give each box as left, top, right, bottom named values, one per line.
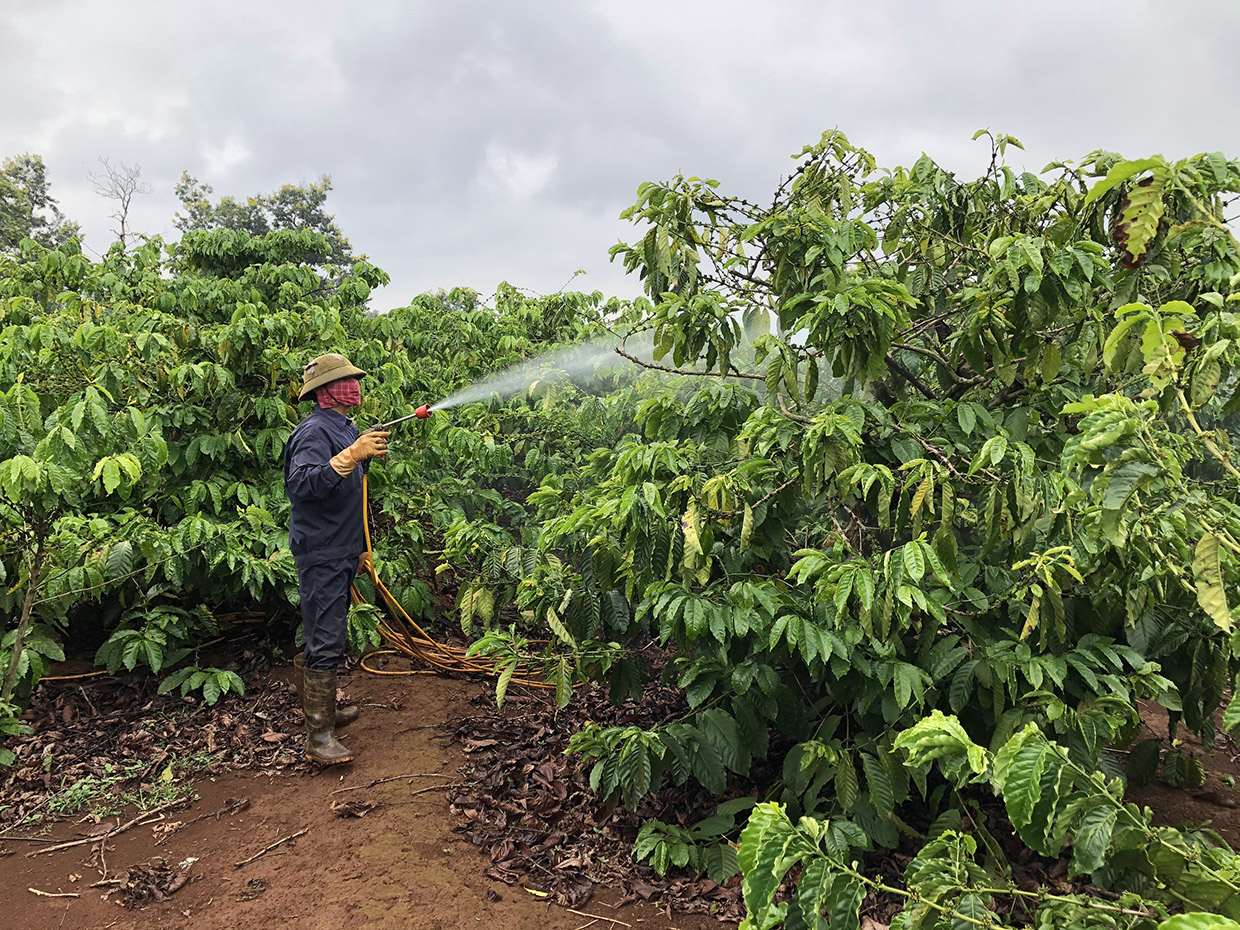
left=284, top=353, right=390, bottom=765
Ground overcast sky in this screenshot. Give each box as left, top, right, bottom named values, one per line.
left=3, top=0, right=1237, bottom=310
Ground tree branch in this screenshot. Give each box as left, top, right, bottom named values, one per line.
left=754, top=474, right=800, bottom=508
left=3, top=535, right=45, bottom=702
left=1176, top=386, right=1240, bottom=482
left=612, top=345, right=763, bottom=380
left=885, top=353, right=937, bottom=399
left=891, top=341, right=975, bottom=385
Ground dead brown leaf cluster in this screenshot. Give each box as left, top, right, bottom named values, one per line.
left=449, top=683, right=745, bottom=922
left=330, top=798, right=378, bottom=818
left=108, top=858, right=197, bottom=908
left=1, top=672, right=307, bottom=827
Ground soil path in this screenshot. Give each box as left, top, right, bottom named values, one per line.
left=1, top=669, right=722, bottom=930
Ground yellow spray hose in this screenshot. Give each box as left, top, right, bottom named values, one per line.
left=351, top=474, right=560, bottom=690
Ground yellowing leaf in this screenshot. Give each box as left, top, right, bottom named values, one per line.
left=1019, top=596, right=1041, bottom=641
left=1116, top=168, right=1168, bottom=264
left=911, top=477, right=932, bottom=517
left=546, top=607, right=576, bottom=648
left=102, top=458, right=122, bottom=494
left=740, top=504, right=754, bottom=552
left=1191, top=358, right=1222, bottom=408
left=902, top=542, right=925, bottom=583
left=681, top=501, right=711, bottom=585
left=1194, top=533, right=1232, bottom=632
left=476, top=586, right=494, bottom=624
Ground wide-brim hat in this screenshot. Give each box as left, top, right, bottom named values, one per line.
left=298, top=353, right=367, bottom=401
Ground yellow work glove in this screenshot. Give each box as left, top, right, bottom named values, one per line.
left=329, top=430, right=390, bottom=477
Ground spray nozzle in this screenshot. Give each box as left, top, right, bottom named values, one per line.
left=415, top=404, right=433, bottom=418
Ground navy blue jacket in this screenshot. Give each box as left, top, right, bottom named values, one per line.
left=283, top=408, right=366, bottom=568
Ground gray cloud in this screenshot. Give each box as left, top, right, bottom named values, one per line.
left=3, top=0, right=1238, bottom=309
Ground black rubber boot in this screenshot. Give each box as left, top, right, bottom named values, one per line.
left=294, top=653, right=359, bottom=727
left=302, top=667, right=355, bottom=766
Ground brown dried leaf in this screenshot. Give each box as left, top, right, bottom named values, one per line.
left=330, top=799, right=377, bottom=818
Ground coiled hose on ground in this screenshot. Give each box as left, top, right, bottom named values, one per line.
left=352, top=475, right=558, bottom=691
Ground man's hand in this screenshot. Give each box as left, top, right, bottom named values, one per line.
left=358, top=551, right=373, bottom=574
left=351, top=430, right=391, bottom=461
left=330, top=430, right=391, bottom=477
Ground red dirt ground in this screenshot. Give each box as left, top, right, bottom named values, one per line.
left=0, top=669, right=725, bottom=930
left=1125, top=699, right=1240, bottom=841
left=7, top=672, right=1240, bottom=930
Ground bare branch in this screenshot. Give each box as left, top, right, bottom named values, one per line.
left=613, top=343, right=763, bottom=381
left=88, top=157, right=151, bottom=248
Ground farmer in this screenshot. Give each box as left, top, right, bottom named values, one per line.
left=283, top=352, right=390, bottom=765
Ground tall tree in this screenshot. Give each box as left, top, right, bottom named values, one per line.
left=174, top=171, right=354, bottom=266
left=89, top=157, right=151, bottom=248
left=0, top=154, right=79, bottom=253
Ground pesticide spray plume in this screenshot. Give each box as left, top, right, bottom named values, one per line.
left=420, top=324, right=803, bottom=415
left=426, top=331, right=659, bottom=412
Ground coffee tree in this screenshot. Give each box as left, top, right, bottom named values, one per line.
left=509, top=133, right=1240, bottom=926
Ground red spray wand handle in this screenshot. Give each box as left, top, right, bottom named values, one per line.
left=363, top=405, right=434, bottom=433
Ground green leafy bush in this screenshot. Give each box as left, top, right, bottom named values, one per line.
left=545, top=135, right=1240, bottom=926
left=0, top=224, right=609, bottom=745
left=632, top=797, right=754, bottom=881
left=157, top=666, right=244, bottom=705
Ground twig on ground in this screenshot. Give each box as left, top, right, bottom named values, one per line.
left=155, top=797, right=250, bottom=846
left=78, top=685, right=99, bottom=717
left=329, top=772, right=446, bottom=795
left=39, top=670, right=107, bottom=682
left=410, top=782, right=458, bottom=798
left=565, top=908, right=632, bottom=928
left=366, top=705, right=423, bottom=713
left=234, top=828, right=307, bottom=868
left=28, top=888, right=79, bottom=898
left=27, top=799, right=186, bottom=858
left=0, top=834, right=59, bottom=843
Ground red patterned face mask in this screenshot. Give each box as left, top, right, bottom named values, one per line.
left=317, top=378, right=362, bottom=408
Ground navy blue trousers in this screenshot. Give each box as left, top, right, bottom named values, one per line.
left=298, top=557, right=357, bottom=670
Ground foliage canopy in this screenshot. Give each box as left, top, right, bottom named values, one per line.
left=174, top=171, right=355, bottom=268
left=0, top=154, right=79, bottom=254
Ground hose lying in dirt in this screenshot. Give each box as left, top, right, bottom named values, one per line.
left=351, top=475, right=560, bottom=691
